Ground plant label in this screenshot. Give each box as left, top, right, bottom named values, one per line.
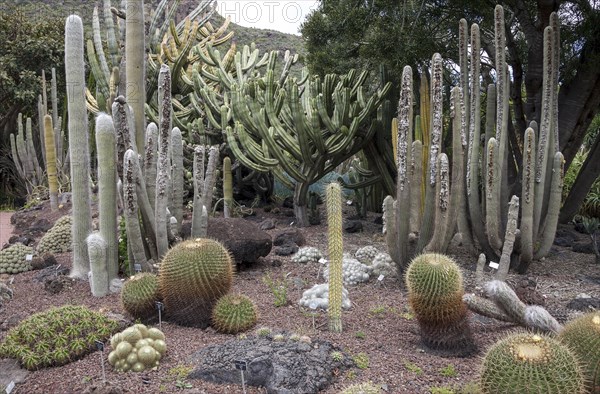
left=155, top=301, right=164, bottom=311
left=378, top=274, right=385, bottom=281
left=5, top=381, right=15, bottom=394
left=94, top=340, right=104, bottom=351
left=234, top=360, right=248, bottom=371
left=489, top=262, right=499, bottom=270
left=309, top=301, right=318, bottom=310
left=25, top=254, right=33, bottom=261
left=134, top=264, right=142, bottom=273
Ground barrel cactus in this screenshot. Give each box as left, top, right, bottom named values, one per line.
left=559, top=312, right=600, bottom=392
left=158, top=238, right=234, bottom=327
left=37, top=215, right=72, bottom=254
left=0, top=243, right=34, bottom=274
left=405, top=253, right=475, bottom=355
left=107, top=324, right=167, bottom=372
left=480, top=332, right=585, bottom=394
left=211, top=294, right=258, bottom=334
left=121, top=273, right=161, bottom=321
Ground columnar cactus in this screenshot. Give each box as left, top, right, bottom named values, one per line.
left=170, top=127, right=184, bottom=234
left=65, top=14, right=92, bottom=279
left=223, top=157, right=233, bottom=218
left=125, top=0, right=146, bottom=152
left=95, top=113, right=119, bottom=280
left=43, top=115, right=58, bottom=211
left=326, top=182, right=344, bottom=333
left=123, top=149, right=149, bottom=274
left=191, top=145, right=218, bottom=237
left=155, top=64, right=172, bottom=258
left=87, top=232, right=109, bottom=297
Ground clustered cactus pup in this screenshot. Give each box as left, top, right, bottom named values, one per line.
left=108, top=324, right=166, bottom=372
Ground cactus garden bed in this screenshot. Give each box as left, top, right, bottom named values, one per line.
left=1, top=198, right=599, bottom=393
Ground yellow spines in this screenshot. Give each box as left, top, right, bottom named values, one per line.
left=43, top=114, right=58, bottom=211
left=326, top=182, right=343, bottom=333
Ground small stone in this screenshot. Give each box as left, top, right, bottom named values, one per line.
left=344, top=220, right=363, bottom=233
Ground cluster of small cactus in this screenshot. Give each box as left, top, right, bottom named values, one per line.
left=323, top=256, right=371, bottom=285
left=0, top=305, right=119, bottom=370
left=405, top=253, right=475, bottom=355
left=0, top=243, right=34, bottom=274
left=299, top=283, right=352, bottom=310
left=211, top=294, right=258, bottom=334
left=158, top=238, right=234, bottom=327
left=354, top=246, right=380, bottom=265
left=107, top=324, right=167, bottom=373
left=480, top=332, right=585, bottom=393
left=370, top=253, right=396, bottom=278
left=37, top=216, right=72, bottom=254
left=291, top=246, right=323, bottom=264
left=121, top=273, right=162, bottom=321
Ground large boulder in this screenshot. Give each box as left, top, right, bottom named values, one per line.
left=208, top=218, right=272, bottom=264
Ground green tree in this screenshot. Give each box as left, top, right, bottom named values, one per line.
left=301, top=0, right=600, bottom=221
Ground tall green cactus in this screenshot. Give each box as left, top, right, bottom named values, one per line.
left=326, top=182, right=343, bottom=333
left=125, top=0, right=146, bottom=152
left=170, top=127, right=184, bottom=234
left=223, top=156, right=233, bottom=218
left=95, top=113, right=119, bottom=281
left=87, top=232, right=109, bottom=297
left=65, top=14, right=92, bottom=279
left=43, top=115, right=58, bottom=211
left=155, top=64, right=172, bottom=258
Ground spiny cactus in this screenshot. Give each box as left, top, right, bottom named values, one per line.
left=326, top=182, right=344, bottom=333
left=87, top=232, right=109, bottom=297
left=65, top=14, right=92, bottom=279
left=37, top=215, right=72, bottom=255
left=0, top=243, right=34, bottom=274
left=480, top=332, right=585, bottom=394
left=223, top=156, right=233, bottom=218
left=211, top=294, right=258, bottom=334
left=121, top=273, right=161, bottom=321
left=108, top=324, right=166, bottom=372
left=405, top=253, right=475, bottom=355
left=559, top=312, right=600, bottom=392
left=43, top=115, right=58, bottom=211
left=158, top=238, right=234, bottom=327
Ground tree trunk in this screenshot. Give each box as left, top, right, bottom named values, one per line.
left=293, top=182, right=310, bottom=227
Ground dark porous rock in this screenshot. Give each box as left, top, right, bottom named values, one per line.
left=44, top=276, right=74, bottom=295
left=566, top=297, right=600, bottom=311
left=0, top=282, right=13, bottom=303
left=259, top=219, right=276, bottom=231
left=282, top=196, right=294, bottom=209
left=30, top=253, right=58, bottom=270
left=373, top=216, right=383, bottom=225
left=273, top=229, right=305, bottom=247
left=180, top=221, right=192, bottom=239
left=8, top=235, right=33, bottom=246
left=0, top=359, right=29, bottom=390
left=274, top=244, right=298, bottom=256
left=34, top=265, right=70, bottom=283
left=344, top=220, right=363, bottom=233
left=0, top=313, right=26, bottom=331
left=208, top=218, right=272, bottom=264
left=572, top=241, right=595, bottom=254
left=554, top=237, right=573, bottom=247
left=187, top=334, right=353, bottom=394
left=81, top=381, right=124, bottom=394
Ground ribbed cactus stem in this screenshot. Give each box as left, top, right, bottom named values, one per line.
left=103, top=0, right=120, bottom=66
left=125, top=0, right=146, bottom=152
left=520, top=128, right=536, bottom=264
left=155, top=64, right=172, bottom=259
left=534, top=152, right=564, bottom=259
left=486, top=138, right=502, bottom=251
left=223, top=156, right=233, bottom=218
left=65, top=14, right=92, bottom=279
left=43, top=115, right=58, bottom=211
left=123, top=149, right=147, bottom=274
left=170, top=127, right=184, bottom=234
left=95, top=113, right=119, bottom=281
left=383, top=195, right=398, bottom=265
left=484, top=280, right=526, bottom=325
left=37, top=94, right=46, bottom=166
left=495, top=195, right=519, bottom=281
left=143, top=122, right=158, bottom=210
left=203, top=146, right=219, bottom=213
left=425, top=154, right=449, bottom=252
left=26, top=117, right=42, bottom=184
left=50, top=68, right=59, bottom=143
left=463, top=293, right=513, bottom=323
left=394, top=65, right=413, bottom=273
left=87, top=232, right=109, bottom=297
left=112, top=96, right=136, bottom=177
left=409, top=140, right=423, bottom=234
left=326, top=182, right=343, bottom=333
left=192, top=145, right=207, bottom=238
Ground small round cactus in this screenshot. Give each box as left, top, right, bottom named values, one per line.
left=354, top=246, right=379, bottom=265
left=405, top=253, right=475, bottom=355
left=0, top=243, right=34, bottom=274
left=211, top=294, right=258, bottom=334
left=559, top=312, right=600, bottom=392
left=121, top=273, right=161, bottom=321
left=108, top=324, right=167, bottom=373
left=291, top=246, right=323, bottom=264
left=37, top=215, right=72, bottom=254
left=480, top=332, right=585, bottom=394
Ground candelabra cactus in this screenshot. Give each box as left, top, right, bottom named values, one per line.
left=326, top=182, right=344, bottom=333
left=65, top=14, right=92, bottom=279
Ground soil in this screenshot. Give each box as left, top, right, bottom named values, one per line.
left=0, top=198, right=599, bottom=394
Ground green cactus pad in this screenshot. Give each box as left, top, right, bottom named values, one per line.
left=0, top=305, right=119, bottom=370
left=405, top=253, right=475, bottom=355
left=158, top=238, right=234, bottom=327
left=559, top=312, right=600, bottom=392
left=121, top=273, right=162, bottom=321
left=37, top=215, right=72, bottom=254
left=481, top=332, right=585, bottom=394
left=211, top=294, right=258, bottom=334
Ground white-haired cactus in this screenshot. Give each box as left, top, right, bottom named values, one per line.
left=291, top=247, right=323, bottom=264
left=125, top=0, right=146, bottom=152
left=155, top=64, right=172, bottom=258
left=170, top=127, right=184, bottom=234
left=87, top=232, right=109, bottom=297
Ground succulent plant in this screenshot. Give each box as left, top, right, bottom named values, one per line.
left=0, top=305, right=119, bottom=370
left=354, top=246, right=380, bottom=265
left=341, top=382, right=382, bottom=394
left=323, top=255, right=371, bottom=285
left=37, top=215, right=73, bottom=255
left=371, top=252, right=396, bottom=278
left=0, top=243, right=34, bottom=274
left=480, top=332, right=585, bottom=394
left=405, top=253, right=475, bottom=355
left=211, top=294, right=258, bottom=334
left=558, top=312, right=600, bottom=392
left=107, top=324, right=167, bottom=373
left=121, top=273, right=162, bottom=321
left=291, top=246, right=323, bottom=264
left=158, top=238, right=234, bottom=327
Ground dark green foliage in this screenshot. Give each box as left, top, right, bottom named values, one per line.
left=211, top=294, right=258, bottom=334
left=0, top=305, right=119, bottom=370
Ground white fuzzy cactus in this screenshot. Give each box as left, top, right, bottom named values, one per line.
left=354, top=246, right=380, bottom=265
left=298, top=283, right=351, bottom=310
left=323, top=255, right=371, bottom=285
left=371, top=253, right=396, bottom=278
left=291, top=246, right=323, bottom=264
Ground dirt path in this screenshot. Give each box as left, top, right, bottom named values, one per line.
left=0, top=211, right=14, bottom=246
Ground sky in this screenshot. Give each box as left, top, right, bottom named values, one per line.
left=216, top=0, right=320, bottom=35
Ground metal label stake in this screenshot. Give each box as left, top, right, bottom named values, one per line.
left=234, top=360, right=248, bottom=394
left=155, top=301, right=164, bottom=329
left=95, top=340, right=106, bottom=383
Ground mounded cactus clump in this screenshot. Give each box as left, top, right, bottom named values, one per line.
left=158, top=238, right=234, bottom=327
left=291, top=246, right=323, bottom=264
left=121, top=273, right=162, bottom=321
left=405, top=253, right=475, bottom=355
left=354, top=246, right=379, bottom=265
left=108, top=324, right=167, bottom=372
left=480, top=332, right=585, bottom=394
left=211, top=294, right=258, bottom=334
left=0, top=305, right=119, bottom=370
left=37, top=215, right=72, bottom=254
left=558, top=312, right=600, bottom=392
left=0, top=243, right=34, bottom=274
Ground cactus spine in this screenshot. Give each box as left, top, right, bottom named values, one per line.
left=96, top=113, right=119, bottom=280
left=43, top=115, right=58, bottom=211
left=125, top=0, right=146, bottom=152
left=87, top=232, right=109, bottom=297
left=223, top=157, right=233, bottom=218
left=65, top=15, right=92, bottom=279
left=326, top=182, right=343, bottom=333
